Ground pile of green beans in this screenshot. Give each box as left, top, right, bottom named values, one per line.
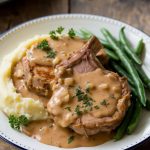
left=101, top=28, right=146, bottom=107
left=76, top=28, right=150, bottom=140
left=100, top=27, right=150, bottom=140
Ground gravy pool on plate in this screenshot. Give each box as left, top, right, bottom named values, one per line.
left=1, top=34, right=131, bottom=148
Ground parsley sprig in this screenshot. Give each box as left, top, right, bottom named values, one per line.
left=67, top=135, right=74, bottom=144
left=85, top=82, right=91, bottom=93
left=100, top=99, right=109, bottom=106
left=65, top=106, right=71, bottom=112
left=74, top=105, right=82, bottom=116
left=56, top=26, right=64, bottom=34
left=47, top=50, right=56, bottom=58
left=49, top=27, right=76, bottom=40
left=49, top=30, right=59, bottom=40
left=49, top=26, right=64, bottom=40
left=8, top=115, right=29, bottom=131
left=37, top=40, right=56, bottom=58
left=75, top=87, right=93, bottom=107
left=37, top=39, right=50, bottom=50
left=94, top=105, right=100, bottom=109
left=68, top=28, right=76, bottom=38
left=74, top=87, right=93, bottom=115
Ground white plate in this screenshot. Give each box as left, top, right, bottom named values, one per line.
left=0, top=14, right=150, bottom=150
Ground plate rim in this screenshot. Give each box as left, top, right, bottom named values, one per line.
left=0, top=13, right=150, bottom=150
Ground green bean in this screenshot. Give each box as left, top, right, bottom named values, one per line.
left=135, top=39, right=144, bottom=56
left=119, top=39, right=148, bottom=88
left=101, top=28, right=146, bottom=106
left=146, top=100, right=150, bottom=110
left=75, top=28, right=92, bottom=40
left=114, top=102, right=134, bottom=140
left=111, top=61, right=134, bottom=86
left=130, top=84, right=150, bottom=111
left=104, top=49, right=119, bottom=61
left=127, top=101, right=142, bottom=134
left=134, top=65, right=150, bottom=89
left=130, top=85, right=138, bottom=97
left=119, top=27, right=142, bottom=65
left=134, top=41, right=150, bottom=89
left=100, top=39, right=114, bottom=50
left=115, top=42, right=149, bottom=89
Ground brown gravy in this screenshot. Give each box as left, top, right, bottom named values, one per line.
left=12, top=36, right=115, bottom=148
left=48, top=68, right=122, bottom=128
left=23, top=120, right=113, bottom=148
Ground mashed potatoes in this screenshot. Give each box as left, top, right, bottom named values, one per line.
left=0, top=35, right=50, bottom=120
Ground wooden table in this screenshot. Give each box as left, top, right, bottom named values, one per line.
left=0, top=0, right=149, bottom=149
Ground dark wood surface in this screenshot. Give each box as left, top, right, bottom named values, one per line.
left=0, top=0, right=150, bottom=149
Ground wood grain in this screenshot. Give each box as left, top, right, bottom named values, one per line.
left=70, top=0, right=150, bottom=35
left=0, top=140, right=17, bottom=150
left=0, top=0, right=68, bottom=33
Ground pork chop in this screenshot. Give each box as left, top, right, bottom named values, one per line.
left=19, top=36, right=103, bottom=97
left=21, top=57, right=54, bottom=97
left=47, top=36, right=131, bottom=136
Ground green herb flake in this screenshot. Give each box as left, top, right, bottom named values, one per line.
left=65, top=106, right=71, bottom=112
left=37, top=40, right=56, bottom=58
left=49, top=30, right=59, bottom=40
left=87, top=106, right=93, bottom=111
left=47, top=50, right=56, bottom=58
left=94, top=105, right=100, bottom=109
left=68, top=28, right=76, bottom=38
left=85, top=82, right=90, bottom=93
left=67, top=135, right=74, bottom=144
left=83, top=109, right=88, bottom=113
left=75, top=87, right=85, bottom=101
left=56, top=26, right=64, bottom=34
left=8, top=115, right=29, bottom=131
left=109, top=94, right=115, bottom=99
left=75, top=87, right=93, bottom=107
left=100, top=99, right=109, bottom=106
left=37, top=39, right=50, bottom=50
left=71, top=95, right=75, bottom=99
left=75, top=105, right=82, bottom=116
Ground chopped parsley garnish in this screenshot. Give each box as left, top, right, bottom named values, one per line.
left=56, top=26, right=64, bottom=34
left=8, top=115, right=29, bottom=131
left=74, top=87, right=93, bottom=114
left=75, top=87, right=85, bottom=101
left=75, top=105, right=82, bottom=116
left=37, top=40, right=56, bottom=58
left=83, top=109, right=88, bottom=113
left=94, top=105, right=100, bottom=109
left=100, top=99, right=109, bottom=106
left=65, top=106, right=71, bottom=112
left=37, top=39, right=49, bottom=50
left=71, top=95, right=76, bottom=99
left=85, top=106, right=93, bottom=111
left=85, top=82, right=91, bottom=93
left=49, top=30, right=59, bottom=40
left=47, top=50, right=56, bottom=58
left=49, top=27, right=76, bottom=39
left=109, top=94, right=115, bottom=99
left=67, top=135, right=74, bottom=144
left=75, top=87, right=93, bottom=108
left=68, top=28, right=76, bottom=38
